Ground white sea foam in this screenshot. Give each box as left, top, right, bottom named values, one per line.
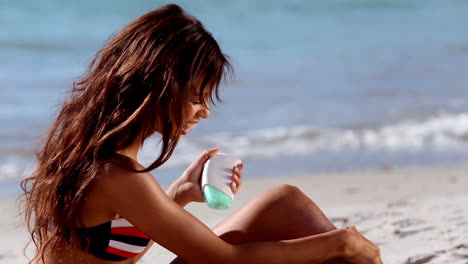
left=137, top=113, right=468, bottom=168
left=0, top=165, right=32, bottom=184
left=1, top=113, right=467, bottom=181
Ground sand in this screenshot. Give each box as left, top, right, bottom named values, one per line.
left=2, top=166, right=468, bottom=264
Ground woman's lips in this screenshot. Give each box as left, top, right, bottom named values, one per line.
left=182, top=122, right=198, bottom=134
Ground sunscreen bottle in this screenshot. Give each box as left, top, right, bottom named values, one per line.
left=201, top=153, right=241, bottom=210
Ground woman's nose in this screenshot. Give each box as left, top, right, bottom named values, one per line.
left=199, top=105, right=210, bottom=119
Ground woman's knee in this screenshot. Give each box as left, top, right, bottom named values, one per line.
left=273, top=184, right=301, bottom=195
left=269, top=184, right=307, bottom=204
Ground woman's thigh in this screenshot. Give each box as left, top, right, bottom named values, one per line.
left=212, top=184, right=337, bottom=244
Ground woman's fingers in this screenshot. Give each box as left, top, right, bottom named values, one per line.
left=236, top=163, right=244, bottom=175
left=230, top=163, right=244, bottom=194
left=232, top=165, right=243, bottom=183
left=232, top=174, right=241, bottom=185
left=195, top=147, right=219, bottom=165
left=230, top=173, right=241, bottom=194
left=343, top=226, right=383, bottom=264
left=230, top=181, right=238, bottom=194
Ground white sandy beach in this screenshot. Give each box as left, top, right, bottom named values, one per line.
left=2, top=166, right=468, bottom=264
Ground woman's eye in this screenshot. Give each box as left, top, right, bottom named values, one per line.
left=191, top=101, right=202, bottom=105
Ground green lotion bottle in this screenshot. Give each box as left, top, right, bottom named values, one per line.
left=201, top=153, right=241, bottom=210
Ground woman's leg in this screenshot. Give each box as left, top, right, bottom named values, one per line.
left=212, top=184, right=337, bottom=242
left=171, top=184, right=347, bottom=264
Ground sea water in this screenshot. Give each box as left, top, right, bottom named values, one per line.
left=1, top=0, right=468, bottom=193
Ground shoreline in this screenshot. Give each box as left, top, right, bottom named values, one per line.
left=2, top=165, right=468, bottom=263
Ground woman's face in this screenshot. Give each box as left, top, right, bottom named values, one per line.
left=151, top=90, right=211, bottom=138
left=181, top=94, right=210, bottom=135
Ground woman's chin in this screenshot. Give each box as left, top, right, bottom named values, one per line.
left=181, top=128, right=191, bottom=135
left=181, top=123, right=197, bottom=135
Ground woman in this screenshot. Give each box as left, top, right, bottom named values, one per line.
left=21, top=4, right=382, bottom=264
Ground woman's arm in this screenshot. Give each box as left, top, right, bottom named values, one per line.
left=237, top=228, right=381, bottom=264
left=98, top=166, right=380, bottom=264
left=234, top=230, right=347, bottom=264
left=137, top=148, right=241, bottom=262
left=98, top=166, right=235, bottom=263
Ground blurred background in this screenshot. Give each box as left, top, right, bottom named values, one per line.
left=1, top=0, right=468, bottom=194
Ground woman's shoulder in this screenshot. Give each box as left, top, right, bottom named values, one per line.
left=81, top=157, right=157, bottom=226
left=96, top=157, right=154, bottom=192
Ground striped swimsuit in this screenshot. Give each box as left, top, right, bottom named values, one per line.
left=78, top=218, right=151, bottom=261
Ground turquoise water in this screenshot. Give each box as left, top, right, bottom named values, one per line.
left=1, top=1, right=468, bottom=189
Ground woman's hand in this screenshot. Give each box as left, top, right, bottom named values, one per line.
left=341, top=226, right=383, bottom=264
left=229, top=160, right=244, bottom=195
left=166, top=147, right=244, bottom=207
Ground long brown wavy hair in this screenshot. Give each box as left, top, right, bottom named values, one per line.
left=20, top=4, right=232, bottom=263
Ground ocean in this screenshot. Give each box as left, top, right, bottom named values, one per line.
left=1, top=0, right=468, bottom=194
